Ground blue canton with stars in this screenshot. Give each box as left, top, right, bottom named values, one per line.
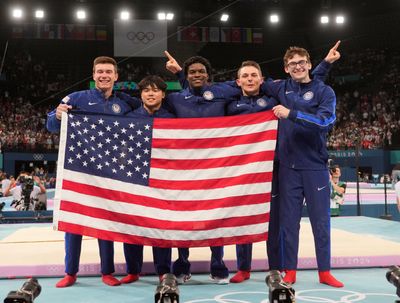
left=64, top=112, right=153, bottom=186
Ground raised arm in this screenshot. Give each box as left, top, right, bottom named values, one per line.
left=312, top=40, right=341, bottom=81
left=164, top=51, right=187, bottom=89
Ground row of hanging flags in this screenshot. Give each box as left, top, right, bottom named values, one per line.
left=11, top=22, right=263, bottom=45
left=177, top=26, right=263, bottom=44
left=11, top=23, right=107, bottom=40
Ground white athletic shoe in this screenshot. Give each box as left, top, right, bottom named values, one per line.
left=210, top=275, right=229, bottom=285
left=176, top=273, right=191, bottom=284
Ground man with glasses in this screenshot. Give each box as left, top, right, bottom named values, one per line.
left=265, top=44, right=343, bottom=287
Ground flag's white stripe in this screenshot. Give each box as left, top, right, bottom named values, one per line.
left=63, top=169, right=271, bottom=201
left=53, top=112, right=69, bottom=228
left=150, top=161, right=273, bottom=181
left=59, top=211, right=269, bottom=240
left=151, top=140, right=276, bottom=160
left=153, top=120, right=278, bottom=139
left=61, top=189, right=269, bottom=221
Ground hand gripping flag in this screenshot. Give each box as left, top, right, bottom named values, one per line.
left=54, top=111, right=278, bottom=247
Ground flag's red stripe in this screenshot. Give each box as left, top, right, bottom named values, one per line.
left=62, top=180, right=271, bottom=210
left=152, top=129, right=277, bottom=149
left=151, top=150, right=275, bottom=169
left=60, top=201, right=269, bottom=230
left=58, top=221, right=268, bottom=247
left=153, top=111, right=277, bottom=130
left=149, top=172, right=272, bottom=190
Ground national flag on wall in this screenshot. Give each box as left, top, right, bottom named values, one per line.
left=11, top=26, right=24, bottom=39
left=64, top=24, right=75, bottom=40
left=54, top=111, right=278, bottom=247
left=241, top=28, right=252, bottom=43
left=200, top=27, right=209, bottom=42
left=96, top=25, right=107, bottom=40
left=86, top=25, right=96, bottom=40
left=252, top=28, right=263, bottom=44
left=220, top=27, right=232, bottom=42
left=209, top=27, right=220, bottom=42
left=231, top=27, right=242, bottom=43
left=177, top=26, right=200, bottom=42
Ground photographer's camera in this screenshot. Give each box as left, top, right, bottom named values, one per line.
left=266, top=270, right=295, bottom=303
left=4, top=278, right=41, bottom=303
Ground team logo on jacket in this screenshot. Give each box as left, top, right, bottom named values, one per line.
left=203, top=90, right=214, bottom=100
left=303, top=91, right=314, bottom=101
left=112, top=104, right=121, bottom=113
left=257, top=98, right=267, bottom=107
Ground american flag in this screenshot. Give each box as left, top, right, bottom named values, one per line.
left=54, top=111, right=277, bottom=247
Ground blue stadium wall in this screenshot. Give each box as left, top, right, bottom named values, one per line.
left=2, top=152, right=58, bottom=176
left=329, top=150, right=400, bottom=181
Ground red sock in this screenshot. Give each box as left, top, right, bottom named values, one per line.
left=102, top=274, right=121, bottom=286
left=56, top=274, right=77, bottom=288
left=319, top=271, right=344, bottom=288
left=283, top=270, right=296, bottom=284
left=159, top=275, right=164, bottom=282
left=120, top=274, right=139, bottom=284
left=229, top=270, right=250, bottom=283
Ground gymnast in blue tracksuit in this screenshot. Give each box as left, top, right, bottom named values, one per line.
left=46, top=56, right=141, bottom=288
left=225, top=60, right=279, bottom=283
left=122, top=75, right=175, bottom=283
left=220, top=54, right=336, bottom=283
left=265, top=46, right=343, bottom=287
left=164, top=54, right=245, bottom=284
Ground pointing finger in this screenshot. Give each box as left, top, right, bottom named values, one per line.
left=331, top=40, right=341, bottom=51
left=164, top=50, right=175, bottom=61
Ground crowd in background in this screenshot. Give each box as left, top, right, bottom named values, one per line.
left=0, top=47, right=399, bottom=153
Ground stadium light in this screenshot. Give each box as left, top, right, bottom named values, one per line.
left=220, top=13, right=229, bottom=22
left=269, top=14, right=279, bottom=23
left=335, top=15, right=345, bottom=24
left=320, top=15, right=329, bottom=24
left=76, top=9, right=86, bottom=20
left=12, top=8, right=23, bottom=19
left=120, top=10, right=130, bottom=20
left=158, top=12, right=166, bottom=20
left=157, top=12, right=174, bottom=20
left=35, top=9, right=45, bottom=19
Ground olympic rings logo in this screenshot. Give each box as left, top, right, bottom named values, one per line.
left=183, top=289, right=398, bottom=303
left=33, top=154, right=44, bottom=161
left=126, top=31, right=155, bottom=44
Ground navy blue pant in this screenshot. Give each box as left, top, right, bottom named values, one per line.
left=173, top=246, right=228, bottom=278
left=123, top=244, right=143, bottom=274
left=235, top=162, right=281, bottom=271
left=123, top=245, right=171, bottom=275
left=65, top=232, right=114, bottom=275
left=235, top=244, right=252, bottom=271
left=267, top=162, right=282, bottom=270
left=279, top=166, right=331, bottom=271
left=152, top=247, right=172, bottom=275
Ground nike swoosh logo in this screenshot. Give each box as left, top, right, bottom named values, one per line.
left=317, top=185, right=327, bottom=191
left=272, top=194, right=279, bottom=198
left=88, top=102, right=98, bottom=105
left=184, top=95, right=193, bottom=99
left=285, top=91, right=293, bottom=95
left=236, top=103, right=247, bottom=107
